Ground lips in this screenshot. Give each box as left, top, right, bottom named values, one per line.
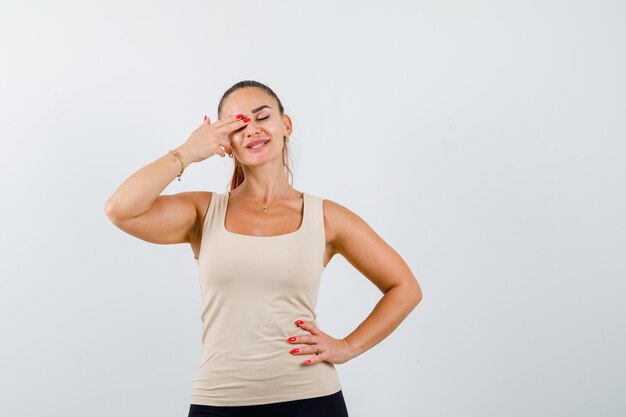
left=245, top=138, right=270, bottom=148
left=246, top=139, right=270, bottom=152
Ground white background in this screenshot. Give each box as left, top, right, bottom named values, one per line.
left=1, top=1, right=624, bottom=416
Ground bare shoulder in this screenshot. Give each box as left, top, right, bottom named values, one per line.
left=321, top=197, right=421, bottom=298
left=189, top=191, right=213, bottom=234
left=321, top=198, right=373, bottom=251
left=189, top=190, right=213, bottom=213
left=185, top=191, right=212, bottom=259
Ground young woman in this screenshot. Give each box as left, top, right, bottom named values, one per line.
left=104, top=80, right=422, bottom=417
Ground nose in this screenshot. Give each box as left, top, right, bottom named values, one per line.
left=244, top=121, right=262, bottom=137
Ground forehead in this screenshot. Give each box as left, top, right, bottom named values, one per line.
left=222, top=88, right=274, bottom=115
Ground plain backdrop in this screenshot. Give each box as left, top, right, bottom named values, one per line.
left=1, top=1, right=624, bottom=416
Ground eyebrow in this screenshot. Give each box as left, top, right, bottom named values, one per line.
left=251, top=104, right=271, bottom=114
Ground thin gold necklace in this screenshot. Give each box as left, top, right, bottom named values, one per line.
left=250, top=188, right=292, bottom=214
left=254, top=198, right=270, bottom=214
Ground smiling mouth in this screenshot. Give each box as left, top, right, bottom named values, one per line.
left=246, top=139, right=270, bottom=149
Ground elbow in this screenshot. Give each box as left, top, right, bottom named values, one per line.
left=414, top=290, right=423, bottom=305
left=410, top=283, right=423, bottom=306
left=390, top=282, right=422, bottom=306
left=104, top=198, right=121, bottom=223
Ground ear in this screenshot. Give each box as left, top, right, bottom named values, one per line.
left=282, top=113, right=293, bottom=138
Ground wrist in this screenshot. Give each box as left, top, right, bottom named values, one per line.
left=171, top=146, right=193, bottom=169
left=167, top=148, right=189, bottom=182
left=343, top=336, right=361, bottom=360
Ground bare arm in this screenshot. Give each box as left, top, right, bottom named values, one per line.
left=324, top=199, right=423, bottom=359
left=104, top=148, right=199, bottom=244
left=104, top=114, right=246, bottom=245
left=105, top=149, right=193, bottom=219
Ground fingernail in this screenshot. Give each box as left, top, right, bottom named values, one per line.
left=243, top=117, right=251, bottom=123
left=296, top=320, right=304, bottom=325
left=290, top=348, right=300, bottom=354
left=305, top=360, right=311, bottom=364
left=236, top=114, right=243, bottom=119
left=204, top=115, right=207, bottom=122
left=288, top=337, right=296, bottom=342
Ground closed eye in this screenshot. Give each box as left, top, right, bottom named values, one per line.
left=234, top=115, right=269, bottom=131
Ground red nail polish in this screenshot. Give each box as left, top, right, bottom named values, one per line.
left=243, top=117, right=251, bottom=123
left=288, top=337, right=296, bottom=342
left=305, top=360, right=311, bottom=364
left=204, top=115, right=207, bottom=122
left=290, top=348, right=299, bottom=354
left=296, top=320, right=304, bottom=325
left=236, top=114, right=243, bottom=119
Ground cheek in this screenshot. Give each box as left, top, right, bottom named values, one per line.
left=231, top=133, right=245, bottom=146
left=266, top=124, right=281, bottom=136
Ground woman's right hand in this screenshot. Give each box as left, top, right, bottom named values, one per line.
left=179, top=113, right=250, bottom=163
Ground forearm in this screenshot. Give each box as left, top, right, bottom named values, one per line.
left=343, top=284, right=421, bottom=359
left=104, top=147, right=192, bottom=219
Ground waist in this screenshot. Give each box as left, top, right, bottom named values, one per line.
left=191, top=344, right=341, bottom=406
left=199, top=307, right=318, bottom=348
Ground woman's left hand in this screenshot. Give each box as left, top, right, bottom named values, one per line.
left=288, top=320, right=356, bottom=365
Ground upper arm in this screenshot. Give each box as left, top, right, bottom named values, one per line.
left=324, top=198, right=422, bottom=300
left=106, top=191, right=209, bottom=245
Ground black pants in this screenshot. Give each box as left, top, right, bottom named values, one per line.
left=188, top=389, right=349, bottom=417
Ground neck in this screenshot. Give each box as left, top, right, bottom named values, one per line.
left=235, top=173, right=293, bottom=204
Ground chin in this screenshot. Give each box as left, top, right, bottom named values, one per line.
left=240, top=152, right=281, bottom=166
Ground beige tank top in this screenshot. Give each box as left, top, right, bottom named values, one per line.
left=190, top=191, right=342, bottom=406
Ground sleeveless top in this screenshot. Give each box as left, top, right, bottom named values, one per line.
left=190, top=191, right=342, bottom=406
